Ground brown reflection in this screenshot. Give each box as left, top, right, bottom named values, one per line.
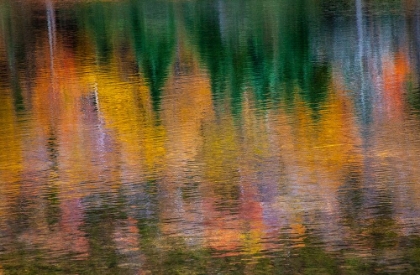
left=0, top=88, right=22, bottom=231
left=113, top=217, right=143, bottom=271
left=158, top=43, right=213, bottom=240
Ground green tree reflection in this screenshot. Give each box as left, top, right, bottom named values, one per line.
left=182, top=0, right=330, bottom=118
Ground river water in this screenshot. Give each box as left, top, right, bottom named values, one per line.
left=1, top=0, right=420, bottom=274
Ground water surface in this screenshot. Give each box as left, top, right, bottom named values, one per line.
left=2, top=0, right=420, bottom=274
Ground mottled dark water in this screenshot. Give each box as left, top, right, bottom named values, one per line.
left=2, top=0, right=420, bottom=274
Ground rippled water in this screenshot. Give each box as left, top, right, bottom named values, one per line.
left=2, top=0, right=420, bottom=274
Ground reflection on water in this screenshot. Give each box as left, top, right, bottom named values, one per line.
left=2, top=0, right=420, bottom=273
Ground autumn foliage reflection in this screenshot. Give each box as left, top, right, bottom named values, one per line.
left=1, top=0, right=420, bottom=273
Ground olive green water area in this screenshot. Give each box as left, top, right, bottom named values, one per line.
left=2, top=0, right=420, bottom=274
